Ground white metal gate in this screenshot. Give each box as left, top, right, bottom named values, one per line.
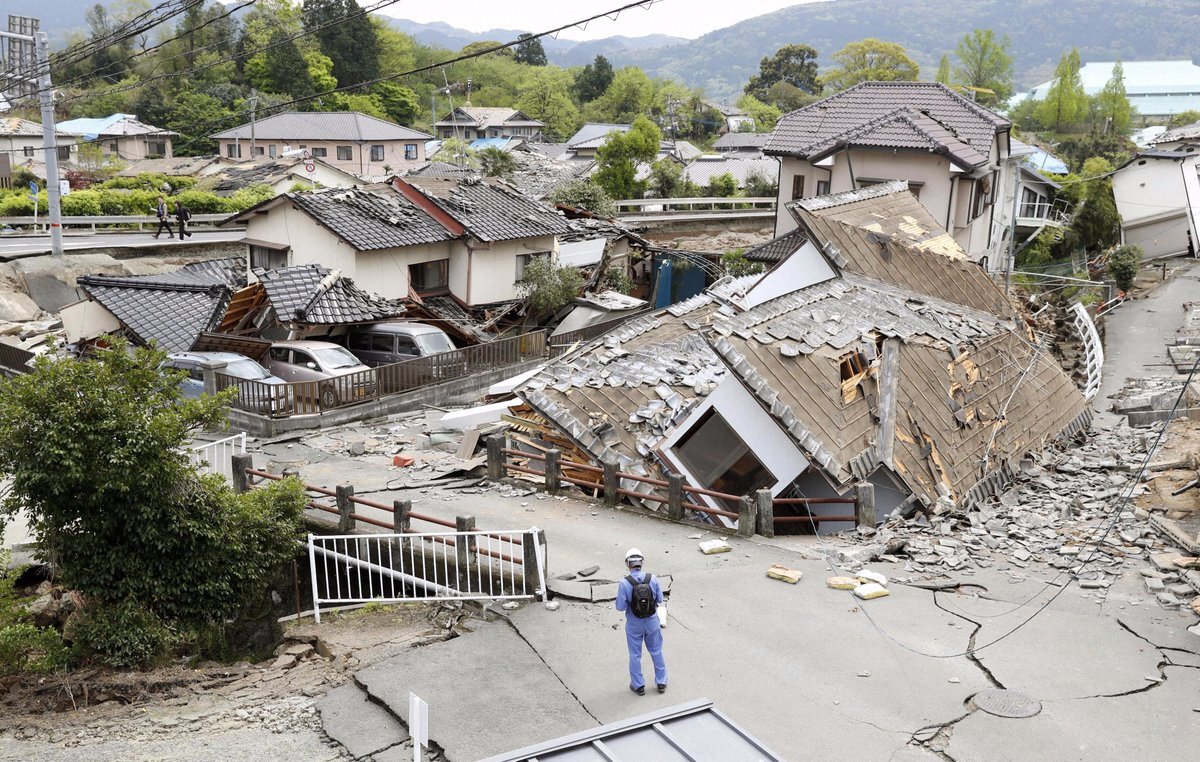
left=187, top=433, right=247, bottom=483
left=307, top=528, right=547, bottom=623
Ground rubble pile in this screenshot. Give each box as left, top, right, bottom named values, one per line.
left=1110, top=376, right=1193, bottom=427
left=831, top=418, right=1200, bottom=618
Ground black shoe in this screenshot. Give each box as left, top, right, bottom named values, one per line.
left=631, top=685, right=645, bottom=695
left=657, top=684, right=666, bottom=693
left=153, top=235, right=159, bottom=239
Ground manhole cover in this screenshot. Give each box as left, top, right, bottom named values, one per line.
left=972, top=689, right=1042, bottom=718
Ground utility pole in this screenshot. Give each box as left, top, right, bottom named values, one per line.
left=248, top=90, right=259, bottom=159
left=1, top=24, right=62, bottom=255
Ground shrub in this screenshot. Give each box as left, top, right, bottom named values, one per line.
left=0, top=624, right=72, bottom=675
left=601, top=266, right=633, bottom=294
left=721, top=250, right=765, bottom=277
left=520, top=257, right=585, bottom=314
left=1107, top=244, right=1142, bottom=292
left=97, top=174, right=196, bottom=193
left=174, top=189, right=233, bottom=215
left=0, top=195, right=34, bottom=216
left=548, top=178, right=617, bottom=218
left=60, top=190, right=103, bottom=217
left=227, top=183, right=275, bottom=211
left=71, top=603, right=171, bottom=669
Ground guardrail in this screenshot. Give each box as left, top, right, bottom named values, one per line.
left=485, top=435, right=873, bottom=537
left=215, top=331, right=547, bottom=418
left=0, top=213, right=240, bottom=233
left=615, top=196, right=776, bottom=217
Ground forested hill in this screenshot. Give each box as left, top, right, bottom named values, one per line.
left=395, top=0, right=1199, bottom=99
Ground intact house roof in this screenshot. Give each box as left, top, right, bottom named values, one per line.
left=434, top=107, right=544, bottom=130
left=712, top=132, right=769, bottom=152
left=57, top=113, right=177, bottom=139
left=255, top=264, right=406, bottom=325
left=567, top=123, right=630, bottom=149
left=76, top=259, right=245, bottom=353
left=225, top=187, right=457, bottom=250
left=764, top=81, right=1008, bottom=169
left=515, top=182, right=1091, bottom=520
left=211, top=111, right=430, bottom=142
left=398, top=176, right=572, bottom=243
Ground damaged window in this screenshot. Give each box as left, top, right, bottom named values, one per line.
left=409, top=259, right=449, bottom=294
left=672, top=409, right=774, bottom=507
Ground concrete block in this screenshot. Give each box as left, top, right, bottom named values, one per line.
left=766, top=564, right=803, bottom=584
left=698, top=539, right=732, bottom=555
left=826, top=577, right=859, bottom=590
left=317, top=683, right=407, bottom=759
left=853, top=583, right=890, bottom=600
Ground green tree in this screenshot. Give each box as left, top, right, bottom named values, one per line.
left=765, top=81, right=819, bottom=112
left=520, top=258, right=584, bottom=313
left=517, top=68, right=580, bottom=140
left=1168, top=110, right=1200, bottom=128
left=548, top=178, right=617, bottom=218
left=736, top=94, right=782, bottom=132
left=586, top=67, right=655, bottom=123
left=1095, top=61, right=1134, bottom=134
left=1058, top=157, right=1120, bottom=254
left=744, top=170, right=777, bottom=198
left=165, top=90, right=234, bottom=155
left=822, top=39, right=919, bottom=91
left=936, top=54, right=952, bottom=85
left=952, top=29, right=1014, bottom=108
left=574, top=55, right=614, bottom=103
left=648, top=158, right=685, bottom=198
left=244, top=29, right=316, bottom=97
left=478, top=147, right=516, bottom=177
left=593, top=116, right=662, bottom=199
left=303, top=0, right=380, bottom=90
left=1107, top=244, right=1142, bottom=292
left=721, top=250, right=766, bottom=277
left=744, top=44, right=822, bottom=103
left=0, top=339, right=307, bottom=633
left=514, top=33, right=548, bottom=66
left=704, top=172, right=738, bottom=197
left=1036, top=49, right=1087, bottom=131
left=372, top=82, right=421, bottom=125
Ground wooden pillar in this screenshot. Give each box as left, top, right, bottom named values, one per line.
left=336, top=484, right=355, bottom=533
left=756, top=489, right=774, bottom=538
left=667, top=473, right=684, bottom=521
left=603, top=460, right=620, bottom=507
left=393, top=500, right=411, bottom=534
left=855, top=483, right=876, bottom=529
left=455, top=515, right=476, bottom=592
left=231, top=453, right=253, bottom=494
left=486, top=435, right=507, bottom=481
left=544, top=448, right=561, bottom=496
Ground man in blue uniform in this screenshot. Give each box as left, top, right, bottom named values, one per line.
left=615, top=548, right=667, bottom=695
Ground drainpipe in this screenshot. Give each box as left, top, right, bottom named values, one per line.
left=845, top=148, right=857, bottom=190
left=945, top=176, right=957, bottom=232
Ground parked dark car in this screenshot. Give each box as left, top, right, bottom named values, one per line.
left=341, top=322, right=456, bottom=367
left=264, top=340, right=375, bottom=409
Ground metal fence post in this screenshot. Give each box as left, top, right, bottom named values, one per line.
left=336, top=484, right=355, bottom=533
left=486, top=435, right=507, bottom=481
left=756, top=489, right=774, bottom=538
left=855, top=483, right=876, bottom=529
left=456, top=515, right=476, bottom=592
left=667, top=473, right=684, bottom=521
left=737, top=496, right=755, bottom=538
left=231, top=453, right=253, bottom=494
left=544, top=448, right=561, bottom=496
left=603, top=460, right=620, bottom=507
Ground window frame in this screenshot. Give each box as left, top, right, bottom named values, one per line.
left=408, top=259, right=450, bottom=294
left=671, top=408, right=775, bottom=509
left=404, top=143, right=418, bottom=160
left=370, top=144, right=385, bottom=162
left=790, top=174, right=805, bottom=200
left=515, top=252, right=550, bottom=283
left=336, top=145, right=353, bottom=161
left=311, top=146, right=328, bottom=158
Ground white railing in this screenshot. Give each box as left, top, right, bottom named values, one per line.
left=0, top=213, right=241, bottom=233
left=307, top=529, right=547, bottom=623
left=615, top=196, right=776, bottom=214
left=1017, top=199, right=1071, bottom=224
left=187, top=432, right=247, bottom=483
left=1070, top=302, right=1105, bottom=402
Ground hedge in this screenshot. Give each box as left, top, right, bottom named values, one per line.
left=0, top=183, right=275, bottom=219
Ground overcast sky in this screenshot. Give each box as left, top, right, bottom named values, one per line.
left=377, top=0, right=822, bottom=41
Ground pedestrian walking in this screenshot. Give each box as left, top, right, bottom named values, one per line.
left=174, top=202, right=192, bottom=239
left=615, top=548, right=666, bottom=695
left=153, top=196, right=173, bottom=239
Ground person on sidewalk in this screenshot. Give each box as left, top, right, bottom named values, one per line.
left=153, top=196, right=173, bottom=239
left=615, top=548, right=666, bottom=695
left=174, top=201, right=192, bottom=239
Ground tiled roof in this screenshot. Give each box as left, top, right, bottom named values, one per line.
left=255, top=264, right=405, bottom=325
left=0, top=117, right=81, bottom=137
left=806, top=108, right=990, bottom=169
left=743, top=228, right=808, bottom=263
left=1153, top=120, right=1200, bottom=145
left=404, top=177, right=572, bottom=242
left=288, top=188, right=456, bottom=250
left=713, top=132, right=769, bottom=151
left=77, top=260, right=242, bottom=353
left=116, top=156, right=220, bottom=177
left=567, top=123, right=630, bottom=148
left=57, top=113, right=176, bottom=138
left=212, top=111, right=430, bottom=142
left=765, top=82, right=1008, bottom=163
left=435, top=107, right=544, bottom=129
left=787, top=181, right=1015, bottom=318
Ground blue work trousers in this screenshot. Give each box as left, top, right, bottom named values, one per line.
left=625, top=614, right=666, bottom=689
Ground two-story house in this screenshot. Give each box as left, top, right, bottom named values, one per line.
left=212, top=112, right=431, bottom=177
left=56, top=113, right=177, bottom=160
left=764, top=82, right=1012, bottom=261
left=434, top=107, right=545, bottom=141
left=0, top=117, right=80, bottom=178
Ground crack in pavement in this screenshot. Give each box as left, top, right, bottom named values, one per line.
left=932, top=592, right=1006, bottom=690
left=502, top=614, right=601, bottom=725
left=1048, top=619, right=1194, bottom=701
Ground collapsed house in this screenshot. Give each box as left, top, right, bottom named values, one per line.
left=515, top=181, right=1096, bottom=531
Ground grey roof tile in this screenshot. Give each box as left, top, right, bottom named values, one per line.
left=404, top=177, right=572, bottom=242
left=743, top=228, right=808, bottom=263
left=290, top=188, right=455, bottom=250
left=255, top=264, right=405, bottom=324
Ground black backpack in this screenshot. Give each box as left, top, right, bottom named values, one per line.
left=626, top=573, right=657, bottom=618
left=179, top=206, right=191, bottom=221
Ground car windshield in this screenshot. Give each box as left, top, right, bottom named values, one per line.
left=312, top=346, right=364, bottom=370
left=414, top=332, right=455, bottom=355
left=224, top=358, right=272, bottom=380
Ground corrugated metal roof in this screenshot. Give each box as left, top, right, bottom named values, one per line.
left=212, top=111, right=430, bottom=142
left=765, top=82, right=1007, bottom=162
left=482, top=699, right=783, bottom=762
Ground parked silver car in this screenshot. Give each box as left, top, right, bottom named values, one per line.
left=164, top=351, right=291, bottom=414
left=264, top=340, right=375, bottom=409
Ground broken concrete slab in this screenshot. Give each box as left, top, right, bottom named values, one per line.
left=766, top=564, right=803, bottom=584
left=316, top=683, right=408, bottom=759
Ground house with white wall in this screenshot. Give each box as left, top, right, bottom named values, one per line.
left=434, top=107, right=545, bottom=141
left=56, top=113, right=176, bottom=161
left=213, top=112, right=430, bottom=177
left=1111, top=146, right=1200, bottom=259
left=764, top=81, right=1012, bottom=263
left=0, top=117, right=81, bottom=171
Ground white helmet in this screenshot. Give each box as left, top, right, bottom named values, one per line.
left=624, top=548, right=644, bottom=566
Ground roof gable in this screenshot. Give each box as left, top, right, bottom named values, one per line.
left=401, top=176, right=572, bottom=243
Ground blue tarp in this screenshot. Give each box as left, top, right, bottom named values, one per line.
left=1024, top=148, right=1069, bottom=175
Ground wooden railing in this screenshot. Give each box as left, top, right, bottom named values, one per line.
left=486, top=435, right=873, bottom=537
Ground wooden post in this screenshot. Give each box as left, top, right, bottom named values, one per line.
left=737, top=496, right=755, bottom=538
left=455, top=515, right=476, bottom=592
left=756, top=489, right=774, bottom=538
left=855, top=483, right=876, bottom=529
left=544, top=448, right=561, bottom=496
left=336, top=484, right=355, bottom=533
left=603, top=460, right=620, bottom=507
left=231, top=453, right=253, bottom=494
left=393, top=500, right=411, bottom=534
left=667, top=473, right=684, bottom=521
left=486, top=435, right=507, bottom=481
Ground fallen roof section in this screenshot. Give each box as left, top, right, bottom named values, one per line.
left=481, top=698, right=784, bottom=762
left=255, top=264, right=406, bottom=325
